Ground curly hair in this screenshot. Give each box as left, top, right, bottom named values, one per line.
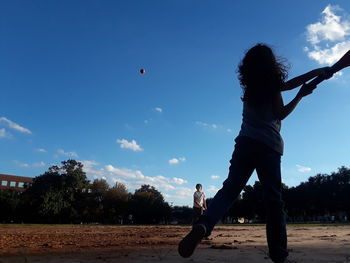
left=238, top=44, right=289, bottom=107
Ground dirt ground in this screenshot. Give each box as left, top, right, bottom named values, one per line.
left=0, top=224, right=350, bottom=263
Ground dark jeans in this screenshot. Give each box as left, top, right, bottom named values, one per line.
left=200, top=136, right=288, bottom=262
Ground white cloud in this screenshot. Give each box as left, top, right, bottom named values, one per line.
left=172, top=177, right=188, bottom=185
left=173, top=187, right=193, bottom=199
left=196, top=121, right=219, bottom=129
left=307, top=5, right=349, bottom=44
left=81, top=160, right=99, bottom=168
left=107, top=172, right=176, bottom=192
left=0, top=128, right=8, bottom=138
left=36, top=148, right=47, bottom=153
left=211, top=175, right=220, bottom=180
left=0, top=117, right=32, bottom=134
left=57, top=149, right=78, bottom=158
left=135, top=176, right=176, bottom=191
left=81, top=160, right=107, bottom=178
left=162, top=187, right=193, bottom=200
left=117, top=139, right=143, bottom=152
left=305, top=5, right=350, bottom=65
left=195, top=121, right=209, bottom=127
left=296, top=164, right=312, bottom=173
left=196, top=121, right=232, bottom=134
left=81, top=161, right=192, bottom=204
left=169, top=157, right=186, bottom=165
left=105, top=165, right=178, bottom=192
left=106, top=164, right=145, bottom=179
left=33, top=161, right=46, bottom=167
left=307, top=42, right=350, bottom=65
left=15, top=160, right=46, bottom=168
left=19, top=163, right=29, bottom=168
left=168, top=159, right=179, bottom=165
left=207, top=185, right=219, bottom=193
left=154, top=107, right=163, bottom=113
left=123, top=124, right=133, bottom=130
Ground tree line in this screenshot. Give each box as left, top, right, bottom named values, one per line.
left=0, top=160, right=171, bottom=224
left=224, top=166, right=350, bottom=223
left=0, top=160, right=349, bottom=224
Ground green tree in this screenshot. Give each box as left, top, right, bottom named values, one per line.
left=130, top=185, right=171, bottom=224
left=239, top=181, right=265, bottom=221
left=0, top=189, right=21, bottom=223
left=171, top=206, right=193, bottom=224
left=104, top=182, right=131, bottom=223
left=21, top=159, right=89, bottom=223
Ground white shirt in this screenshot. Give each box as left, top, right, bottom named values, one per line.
left=193, top=191, right=205, bottom=208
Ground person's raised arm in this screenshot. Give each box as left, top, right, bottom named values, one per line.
left=281, top=67, right=332, bottom=91
left=273, top=84, right=314, bottom=120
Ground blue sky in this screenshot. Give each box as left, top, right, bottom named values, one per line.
left=1, top=1, right=350, bottom=206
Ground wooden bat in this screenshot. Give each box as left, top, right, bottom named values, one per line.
left=307, top=50, right=350, bottom=89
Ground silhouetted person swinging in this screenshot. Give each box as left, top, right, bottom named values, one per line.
left=178, top=43, right=333, bottom=263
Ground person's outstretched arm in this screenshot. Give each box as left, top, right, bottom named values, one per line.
left=274, top=84, right=314, bottom=120
left=281, top=67, right=332, bottom=91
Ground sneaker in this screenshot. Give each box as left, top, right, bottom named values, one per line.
left=178, top=224, right=206, bottom=258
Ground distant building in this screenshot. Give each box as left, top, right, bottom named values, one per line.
left=0, top=174, right=33, bottom=192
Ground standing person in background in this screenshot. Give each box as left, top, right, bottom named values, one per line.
left=192, top=184, right=207, bottom=224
